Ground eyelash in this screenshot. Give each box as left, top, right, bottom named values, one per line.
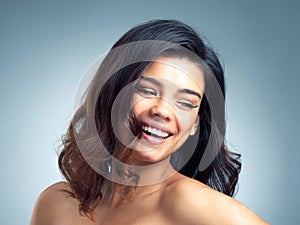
left=177, top=101, right=198, bottom=109
left=135, top=86, right=157, bottom=97
left=134, top=86, right=198, bottom=110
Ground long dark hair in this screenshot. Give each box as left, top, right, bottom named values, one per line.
left=58, top=19, right=241, bottom=218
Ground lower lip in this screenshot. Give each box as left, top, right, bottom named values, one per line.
left=141, top=131, right=166, bottom=145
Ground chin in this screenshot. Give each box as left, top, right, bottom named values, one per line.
left=129, top=148, right=171, bottom=165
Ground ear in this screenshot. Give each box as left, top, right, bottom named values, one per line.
left=190, top=116, right=199, bottom=136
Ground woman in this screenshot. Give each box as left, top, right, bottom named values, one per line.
left=30, top=19, right=269, bottom=224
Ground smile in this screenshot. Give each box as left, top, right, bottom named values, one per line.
left=142, top=125, right=171, bottom=139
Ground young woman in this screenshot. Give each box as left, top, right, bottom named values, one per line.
left=30, top=19, right=269, bottom=225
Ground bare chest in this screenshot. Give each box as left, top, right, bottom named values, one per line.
left=93, top=199, right=173, bottom=225
left=63, top=194, right=175, bottom=225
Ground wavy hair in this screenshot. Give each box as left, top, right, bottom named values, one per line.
left=58, top=19, right=241, bottom=218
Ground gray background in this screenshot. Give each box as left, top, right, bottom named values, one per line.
left=1, top=0, right=299, bottom=224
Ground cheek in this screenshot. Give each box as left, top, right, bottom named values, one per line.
left=131, top=94, right=147, bottom=115
left=178, top=112, right=198, bottom=131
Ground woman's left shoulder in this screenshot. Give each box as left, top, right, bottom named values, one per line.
left=161, top=173, right=269, bottom=225
left=161, top=174, right=214, bottom=213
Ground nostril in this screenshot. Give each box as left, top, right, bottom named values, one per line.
left=150, top=102, right=173, bottom=121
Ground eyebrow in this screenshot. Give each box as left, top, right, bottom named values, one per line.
left=140, top=76, right=202, bottom=99
left=178, top=89, right=202, bottom=99
left=140, top=76, right=162, bottom=87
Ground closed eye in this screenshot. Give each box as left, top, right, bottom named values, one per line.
left=177, top=100, right=198, bottom=110
left=135, top=86, right=157, bottom=97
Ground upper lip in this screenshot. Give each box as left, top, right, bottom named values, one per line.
left=140, top=121, right=174, bottom=136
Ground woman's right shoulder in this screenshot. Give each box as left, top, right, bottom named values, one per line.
left=30, top=181, right=85, bottom=225
left=38, top=181, right=72, bottom=198
left=33, top=181, right=75, bottom=208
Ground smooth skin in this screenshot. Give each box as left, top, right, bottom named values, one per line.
left=30, top=57, right=269, bottom=225
left=30, top=176, right=268, bottom=225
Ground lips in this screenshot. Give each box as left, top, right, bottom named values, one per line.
left=140, top=121, right=174, bottom=142
left=142, top=125, right=170, bottom=138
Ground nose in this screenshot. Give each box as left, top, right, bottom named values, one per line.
left=150, top=98, right=174, bottom=121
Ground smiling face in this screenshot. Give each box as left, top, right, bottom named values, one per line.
left=128, top=56, right=205, bottom=166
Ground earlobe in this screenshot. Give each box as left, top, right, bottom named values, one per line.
left=190, top=116, right=199, bottom=136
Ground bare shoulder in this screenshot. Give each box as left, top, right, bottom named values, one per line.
left=30, top=181, right=93, bottom=225
left=161, top=174, right=269, bottom=225
left=33, top=181, right=73, bottom=205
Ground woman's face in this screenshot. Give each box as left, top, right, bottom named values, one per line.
left=129, top=56, right=205, bottom=165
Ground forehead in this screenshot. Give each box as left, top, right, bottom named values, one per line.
left=142, top=57, right=205, bottom=94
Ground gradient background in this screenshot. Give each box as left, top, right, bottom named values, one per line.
left=1, top=0, right=299, bottom=224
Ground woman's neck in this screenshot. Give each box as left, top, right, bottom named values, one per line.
left=100, top=160, right=177, bottom=208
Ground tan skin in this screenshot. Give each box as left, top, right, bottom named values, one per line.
left=30, top=57, right=269, bottom=225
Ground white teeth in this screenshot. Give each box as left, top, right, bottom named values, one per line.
left=142, top=126, right=169, bottom=138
